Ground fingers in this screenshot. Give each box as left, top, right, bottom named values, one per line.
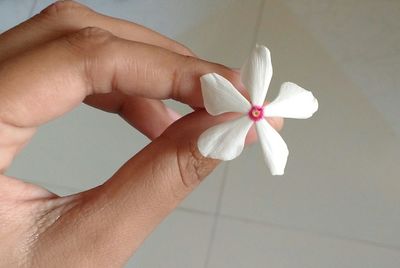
left=0, top=0, right=194, bottom=140
left=0, top=0, right=193, bottom=63
left=0, top=27, right=236, bottom=129
left=0, top=1, right=193, bottom=140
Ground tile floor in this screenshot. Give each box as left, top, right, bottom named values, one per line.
left=2, top=0, right=400, bottom=267
left=281, top=0, right=400, bottom=135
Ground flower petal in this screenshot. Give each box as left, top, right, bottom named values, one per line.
left=201, top=73, right=251, bottom=115
left=240, top=45, right=273, bottom=106
left=256, top=119, right=289, bottom=175
left=198, top=116, right=253, bottom=161
left=264, top=82, right=319, bottom=119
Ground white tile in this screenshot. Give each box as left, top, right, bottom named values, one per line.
left=175, top=0, right=264, bottom=67
left=0, top=0, right=34, bottom=33
left=281, top=0, right=400, bottom=135
left=220, top=0, right=400, bottom=248
left=339, top=56, right=400, bottom=135
left=281, top=0, right=400, bottom=63
left=208, top=217, right=400, bottom=268
left=126, top=209, right=213, bottom=268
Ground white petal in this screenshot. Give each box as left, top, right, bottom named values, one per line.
left=198, top=116, right=253, bottom=161
left=201, top=73, right=251, bottom=115
left=256, top=119, right=289, bottom=175
left=264, top=82, right=319, bottom=119
left=240, top=45, right=273, bottom=106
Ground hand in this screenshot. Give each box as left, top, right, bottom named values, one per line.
left=0, top=1, right=283, bottom=267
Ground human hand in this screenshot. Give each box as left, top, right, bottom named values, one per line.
left=0, top=1, right=283, bottom=267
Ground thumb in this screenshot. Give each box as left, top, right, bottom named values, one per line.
left=31, top=111, right=283, bottom=267
left=33, top=110, right=241, bottom=266
left=95, top=110, right=230, bottom=244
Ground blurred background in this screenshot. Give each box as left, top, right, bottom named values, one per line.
left=1, top=0, right=400, bottom=267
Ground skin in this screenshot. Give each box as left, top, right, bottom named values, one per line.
left=0, top=1, right=283, bottom=267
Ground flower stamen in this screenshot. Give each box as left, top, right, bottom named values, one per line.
left=248, top=106, right=264, bottom=121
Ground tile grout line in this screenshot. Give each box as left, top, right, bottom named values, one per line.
left=176, top=207, right=215, bottom=217
left=177, top=207, right=400, bottom=252
left=203, top=162, right=230, bottom=268
left=218, top=212, right=400, bottom=252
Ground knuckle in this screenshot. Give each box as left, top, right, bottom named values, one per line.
left=40, top=0, right=92, bottom=21
left=65, top=27, right=114, bottom=54
left=175, top=140, right=218, bottom=189
left=63, top=27, right=115, bottom=94
left=171, top=55, right=198, bottom=100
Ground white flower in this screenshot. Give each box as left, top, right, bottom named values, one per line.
left=197, top=45, right=318, bottom=175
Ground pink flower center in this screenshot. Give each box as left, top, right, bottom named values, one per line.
left=248, top=105, right=264, bottom=121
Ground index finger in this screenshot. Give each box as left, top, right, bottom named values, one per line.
left=0, top=27, right=238, bottom=128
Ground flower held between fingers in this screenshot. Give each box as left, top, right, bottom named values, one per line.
left=197, top=45, right=319, bottom=175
